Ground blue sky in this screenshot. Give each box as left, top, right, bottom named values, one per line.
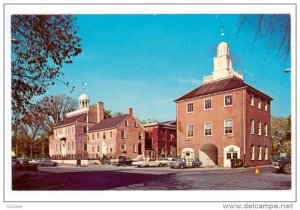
left=46, top=14, right=291, bottom=121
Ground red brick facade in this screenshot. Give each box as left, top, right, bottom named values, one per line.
left=176, top=85, right=271, bottom=167
left=143, top=121, right=177, bottom=159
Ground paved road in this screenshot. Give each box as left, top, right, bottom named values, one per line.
left=12, top=165, right=291, bottom=190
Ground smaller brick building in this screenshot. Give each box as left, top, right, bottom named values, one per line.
left=49, top=94, right=145, bottom=161
left=143, top=121, right=177, bottom=159
left=88, top=106, right=145, bottom=159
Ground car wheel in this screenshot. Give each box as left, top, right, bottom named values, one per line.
left=158, top=163, right=162, bottom=167
left=283, top=163, right=291, bottom=175
left=180, top=164, right=184, bottom=169
left=163, top=164, right=168, bottom=167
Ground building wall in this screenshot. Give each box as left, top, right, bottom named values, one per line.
left=115, top=115, right=145, bottom=159
left=244, top=90, right=271, bottom=166
left=144, top=125, right=177, bottom=158
left=88, top=128, right=117, bottom=158
left=176, top=88, right=245, bottom=167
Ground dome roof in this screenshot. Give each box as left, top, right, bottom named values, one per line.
left=79, top=93, right=89, bottom=101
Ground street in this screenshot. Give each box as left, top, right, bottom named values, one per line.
left=12, top=165, right=291, bottom=190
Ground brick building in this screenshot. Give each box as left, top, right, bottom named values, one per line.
left=174, top=42, right=272, bottom=167
left=143, top=121, right=177, bottom=159
left=88, top=105, right=145, bottom=159
left=49, top=94, right=144, bottom=160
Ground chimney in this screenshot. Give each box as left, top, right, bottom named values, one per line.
left=97, top=102, right=104, bottom=123
left=128, top=108, right=133, bottom=116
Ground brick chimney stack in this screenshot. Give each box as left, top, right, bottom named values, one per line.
left=97, top=102, right=104, bottom=123
left=128, top=108, right=133, bottom=116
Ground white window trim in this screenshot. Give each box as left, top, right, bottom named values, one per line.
left=204, top=98, right=212, bottom=110
left=187, top=124, right=194, bottom=138
left=258, top=97, right=261, bottom=109
left=251, top=145, right=255, bottom=160
left=109, top=130, right=113, bottom=139
left=258, top=121, right=262, bottom=136
left=204, top=122, right=212, bottom=136
left=250, top=94, right=254, bottom=106
left=265, top=147, right=268, bottom=160
left=121, top=130, right=126, bottom=139
left=186, top=102, right=194, bottom=113
left=258, top=146, right=262, bottom=160
left=224, top=94, right=233, bottom=107
left=250, top=119, right=255, bottom=135
left=121, top=144, right=126, bottom=150
left=264, top=123, right=268, bottom=137
left=224, top=119, right=233, bottom=135
left=264, top=101, right=268, bottom=111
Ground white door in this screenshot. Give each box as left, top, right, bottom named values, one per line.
left=223, top=145, right=240, bottom=167
left=102, top=142, right=107, bottom=156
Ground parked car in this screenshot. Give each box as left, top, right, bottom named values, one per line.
left=272, top=155, right=291, bottom=175
left=12, top=159, right=38, bottom=182
left=17, top=157, right=30, bottom=165
left=132, top=158, right=161, bottom=167
left=37, top=158, right=57, bottom=166
left=170, top=158, right=202, bottom=169
left=116, top=157, right=133, bottom=166
left=230, top=158, right=243, bottom=168
left=156, top=158, right=177, bottom=167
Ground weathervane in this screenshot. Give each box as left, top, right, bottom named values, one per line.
left=221, top=27, right=225, bottom=37
left=82, top=82, right=88, bottom=93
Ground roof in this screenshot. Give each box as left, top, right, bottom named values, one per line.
left=174, top=76, right=272, bottom=102
left=89, top=114, right=129, bottom=132
left=79, top=93, right=89, bottom=101
left=54, top=113, right=86, bottom=128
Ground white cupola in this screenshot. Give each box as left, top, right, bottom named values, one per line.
left=78, top=93, right=89, bottom=109
left=203, top=42, right=243, bottom=84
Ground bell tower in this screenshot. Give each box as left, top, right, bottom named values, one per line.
left=213, top=42, right=233, bottom=80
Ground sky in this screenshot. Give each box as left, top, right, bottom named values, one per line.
left=46, top=14, right=291, bottom=121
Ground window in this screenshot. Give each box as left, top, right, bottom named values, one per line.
left=187, top=103, right=194, bottom=113
left=258, top=121, right=262, bottom=135
left=264, top=101, right=268, bottom=111
left=92, top=133, right=95, bottom=140
left=250, top=94, right=254, bottom=106
left=83, top=126, right=87, bottom=134
left=125, top=120, right=129, bottom=126
left=67, top=142, right=70, bottom=151
left=72, top=126, right=75, bottom=134
left=204, top=122, right=212, bottom=136
left=92, top=146, right=95, bottom=153
left=97, top=146, right=100, bottom=153
left=224, top=120, right=233, bottom=134
left=187, top=124, right=194, bottom=138
left=103, top=132, right=106, bottom=139
left=110, top=131, right=113, bottom=139
left=264, top=123, right=268, bottom=136
left=258, top=146, right=262, bottom=160
left=224, top=95, right=232, bottom=106
left=121, top=144, right=126, bottom=150
left=133, top=145, right=137, bottom=153
left=121, top=130, right=126, bottom=139
left=204, top=99, right=212, bottom=110
left=134, top=121, right=138, bottom=128
left=110, top=145, right=113, bottom=152
left=72, top=142, right=74, bottom=151
left=84, top=143, right=87, bottom=151
left=265, top=147, right=268, bottom=160
left=67, top=127, right=70, bottom=135
left=250, top=119, right=255, bottom=134
left=97, top=132, right=100, bottom=140
left=251, top=145, right=255, bottom=160
left=226, top=153, right=232, bottom=160
left=258, top=97, right=261, bottom=109
left=138, top=131, right=142, bottom=140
